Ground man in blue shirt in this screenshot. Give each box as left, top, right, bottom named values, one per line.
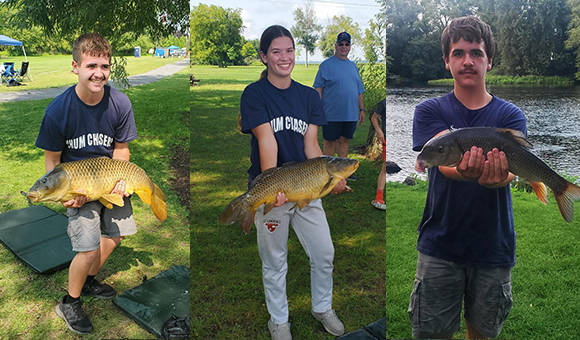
left=313, top=32, right=365, bottom=180
left=410, top=16, right=525, bottom=339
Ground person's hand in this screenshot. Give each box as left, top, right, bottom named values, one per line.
left=62, top=190, right=89, bottom=208
left=478, top=148, right=510, bottom=188
left=359, top=111, right=365, bottom=124
left=376, top=130, right=385, bottom=144
left=274, top=192, right=289, bottom=207
left=456, top=146, right=485, bottom=181
left=331, top=178, right=347, bottom=194
left=111, top=180, right=130, bottom=197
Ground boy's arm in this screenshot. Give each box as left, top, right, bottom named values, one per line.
left=44, top=150, right=62, bottom=173
left=112, top=142, right=130, bottom=162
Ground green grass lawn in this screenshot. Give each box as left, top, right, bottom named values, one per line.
left=386, top=180, right=580, bottom=340
left=191, top=65, right=386, bottom=339
left=0, top=69, right=190, bottom=339
left=0, top=54, right=181, bottom=93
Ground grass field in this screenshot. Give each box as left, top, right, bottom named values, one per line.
left=0, top=54, right=181, bottom=93
left=0, top=69, right=190, bottom=339
left=191, top=64, right=386, bottom=339
left=386, top=180, right=580, bottom=340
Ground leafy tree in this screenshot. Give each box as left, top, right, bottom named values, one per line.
left=566, top=0, right=580, bottom=79
left=291, top=1, right=321, bottom=67
left=318, top=15, right=361, bottom=59
left=4, top=0, right=189, bottom=49
left=241, top=41, right=258, bottom=65
left=494, top=0, right=573, bottom=76
left=190, top=4, right=244, bottom=67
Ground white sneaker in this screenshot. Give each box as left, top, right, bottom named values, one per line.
left=371, top=200, right=386, bottom=210
left=268, top=320, right=292, bottom=340
left=311, top=309, right=345, bottom=336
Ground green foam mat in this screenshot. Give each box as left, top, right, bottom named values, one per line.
left=113, top=265, right=190, bottom=339
left=337, top=318, right=386, bottom=340
left=0, top=205, right=74, bottom=274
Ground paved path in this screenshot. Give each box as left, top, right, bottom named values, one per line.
left=0, top=58, right=189, bottom=103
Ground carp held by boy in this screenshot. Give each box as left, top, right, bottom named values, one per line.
left=25, top=157, right=167, bottom=221
left=219, top=156, right=360, bottom=234
left=415, top=127, right=580, bottom=222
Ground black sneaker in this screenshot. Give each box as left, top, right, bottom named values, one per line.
left=81, top=279, right=117, bottom=299
left=347, top=174, right=358, bottom=181
left=56, top=296, right=94, bottom=334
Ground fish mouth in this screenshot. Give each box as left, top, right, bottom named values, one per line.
left=21, top=191, right=38, bottom=204
left=415, top=159, right=427, bottom=173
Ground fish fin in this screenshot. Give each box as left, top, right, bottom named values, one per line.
left=554, top=182, right=580, bottom=223
left=98, top=198, right=113, bottom=209
left=496, top=128, right=533, bottom=149
left=100, top=194, right=125, bottom=208
left=319, top=176, right=335, bottom=195
left=263, top=201, right=276, bottom=215
left=528, top=182, right=549, bottom=205
left=294, top=199, right=312, bottom=210
left=241, top=210, right=256, bottom=235
left=149, top=184, right=167, bottom=221
left=135, top=188, right=152, bottom=205
left=219, top=193, right=255, bottom=234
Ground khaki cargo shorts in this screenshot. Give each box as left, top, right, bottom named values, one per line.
left=66, top=196, right=137, bottom=252
left=408, top=252, right=513, bottom=338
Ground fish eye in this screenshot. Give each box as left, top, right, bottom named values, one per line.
left=437, top=146, right=444, bottom=153
left=41, top=178, right=47, bottom=183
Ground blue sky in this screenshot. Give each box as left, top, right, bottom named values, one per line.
left=191, top=0, right=382, bottom=61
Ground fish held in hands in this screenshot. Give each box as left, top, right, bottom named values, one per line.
left=219, top=156, right=360, bottom=234
left=26, top=157, right=167, bottom=221
left=415, top=127, right=580, bottom=222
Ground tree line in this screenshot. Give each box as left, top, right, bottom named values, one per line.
left=0, top=0, right=189, bottom=56
left=386, top=0, right=580, bottom=82
left=190, top=1, right=386, bottom=67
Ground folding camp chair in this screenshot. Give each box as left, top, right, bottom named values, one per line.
left=1, top=62, right=17, bottom=84
left=15, top=61, right=31, bottom=82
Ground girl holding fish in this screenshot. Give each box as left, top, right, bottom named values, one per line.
left=239, top=25, right=346, bottom=340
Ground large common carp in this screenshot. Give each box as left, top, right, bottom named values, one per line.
left=219, top=156, right=359, bottom=234
left=26, top=157, right=167, bottom=221
left=415, top=127, right=580, bottom=222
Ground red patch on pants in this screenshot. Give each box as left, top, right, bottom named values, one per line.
left=264, top=220, right=280, bottom=233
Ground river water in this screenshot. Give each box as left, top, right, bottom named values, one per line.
left=386, top=84, right=580, bottom=183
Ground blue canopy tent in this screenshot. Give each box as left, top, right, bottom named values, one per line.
left=0, top=34, right=28, bottom=61
left=0, top=34, right=32, bottom=83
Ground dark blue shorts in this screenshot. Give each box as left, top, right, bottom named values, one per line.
left=322, top=121, right=357, bottom=141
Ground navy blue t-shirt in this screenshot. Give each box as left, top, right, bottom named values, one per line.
left=36, top=85, right=138, bottom=163
left=412, top=92, right=527, bottom=267
left=240, top=77, right=326, bottom=184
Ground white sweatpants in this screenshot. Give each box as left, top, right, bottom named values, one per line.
left=255, top=198, right=335, bottom=324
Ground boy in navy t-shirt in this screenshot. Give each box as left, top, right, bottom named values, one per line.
left=35, top=33, right=138, bottom=335
left=409, top=17, right=526, bottom=339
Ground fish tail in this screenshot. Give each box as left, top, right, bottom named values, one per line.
left=218, top=194, right=255, bottom=234
left=554, top=182, right=580, bottom=223
left=150, top=183, right=167, bottom=222
left=529, top=181, right=549, bottom=205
